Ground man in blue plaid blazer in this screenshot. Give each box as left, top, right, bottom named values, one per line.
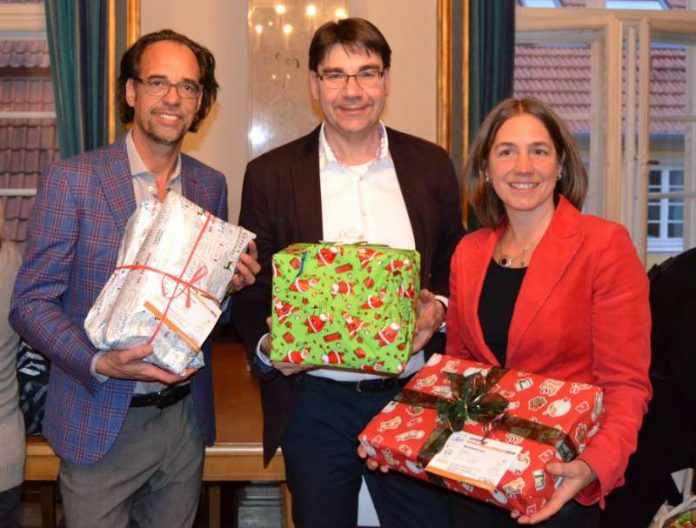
left=10, top=30, right=258, bottom=527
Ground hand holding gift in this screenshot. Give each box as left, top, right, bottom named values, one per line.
left=94, top=343, right=196, bottom=384
left=231, top=239, right=260, bottom=291
left=259, top=316, right=314, bottom=376
left=411, top=288, right=446, bottom=354
left=513, top=459, right=596, bottom=525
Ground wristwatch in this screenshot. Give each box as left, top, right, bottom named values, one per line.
left=435, top=297, right=447, bottom=333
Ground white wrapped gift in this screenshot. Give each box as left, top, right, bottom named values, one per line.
left=85, top=192, right=255, bottom=374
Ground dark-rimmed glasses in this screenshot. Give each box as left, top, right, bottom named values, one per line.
left=315, top=69, right=385, bottom=89
left=133, top=77, right=201, bottom=99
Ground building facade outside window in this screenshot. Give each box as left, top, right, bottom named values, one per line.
left=0, top=0, right=57, bottom=252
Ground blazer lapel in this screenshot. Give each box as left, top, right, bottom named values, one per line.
left=507, top=198, right=584, bottom=361
left=292, top=127, right=323, bottom=242
left=468, top=227, right=505, bottom=366
left=388, top=129, right=429, bottom=256
left=99, top=139, right=136, bottom=236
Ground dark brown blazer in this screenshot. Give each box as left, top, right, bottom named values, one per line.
left=231, top=126, right=464, bottom=464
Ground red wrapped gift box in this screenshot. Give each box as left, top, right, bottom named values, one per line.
left=358, top=354, right=604, bottom=516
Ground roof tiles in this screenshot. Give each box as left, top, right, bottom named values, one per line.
left=1, top=39, right=56, bottom=248
left=514, top=45, right=687, bottom=134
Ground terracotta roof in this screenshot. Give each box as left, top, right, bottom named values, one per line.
left=0, top=40, right=56, bottom=249
left=0, top=40, right=50, bottom=69
left=514, top=45, right=686, bottom=134
left=555, top=0, right=685, bottom=7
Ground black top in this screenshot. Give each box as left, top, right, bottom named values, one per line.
left=477, top=259, right=526, bottom=366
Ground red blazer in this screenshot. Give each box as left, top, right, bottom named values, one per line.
left=446, top=196, right=651, bottom=507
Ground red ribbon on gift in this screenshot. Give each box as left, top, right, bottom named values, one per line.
left=114, top=209, right=217, bottom=347
left=117, top=263, right=211, bottom=308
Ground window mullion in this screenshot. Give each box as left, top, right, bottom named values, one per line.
left=604, top=15, right=624, bottom=223
left=624, top=25, right=638, bottom=238
left=684, top=45, right=696, bottom=250
left=634, top=18, right=651, bottom=261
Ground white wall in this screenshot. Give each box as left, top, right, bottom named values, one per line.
left=141, top=0, right=437, bottom=223
left=141, top=0, right=249, bottom=222
left=348, top=0, right=437, bottom=142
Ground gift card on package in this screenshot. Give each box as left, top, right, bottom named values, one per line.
left=85, top=192, right=255, bottom=375
left=270, top=243, right=420, bottom=374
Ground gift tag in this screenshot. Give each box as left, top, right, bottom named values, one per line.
left=425, top=431, right=522, bottom=491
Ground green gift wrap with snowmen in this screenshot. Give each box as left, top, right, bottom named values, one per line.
left=270, top=243, right=421, bottom=375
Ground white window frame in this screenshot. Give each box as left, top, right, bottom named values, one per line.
left=0, top=2, right=51, bottom=200
left=647, top=167, right=685, bottom=252
left=517, top=5, right=696, bottom=263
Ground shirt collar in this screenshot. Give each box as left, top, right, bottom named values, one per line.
left=125, top=131, right=182, bottom=183
left=318, top=121, right=390, bottom=170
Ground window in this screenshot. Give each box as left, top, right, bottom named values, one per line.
left=648, top=168, right=684, bottom=251
left=516, top=2, right=696, bottom=267
left=606, top=0, right=667, bottom=9
left=0, top=1, right=57, bottom=251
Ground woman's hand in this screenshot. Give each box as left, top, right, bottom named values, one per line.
left=357, top=445, right=390, bottom=473
left=512, top=459, right=596, bottom=525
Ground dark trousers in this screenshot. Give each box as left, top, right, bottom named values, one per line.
left=281, top=375, right=451, bottom=528
left=0, top=485, right=21, bottom=528
left=450, top=493, right=600, bottom=528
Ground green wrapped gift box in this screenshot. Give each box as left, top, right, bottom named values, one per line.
left=270, top=243, right=421, bottom=375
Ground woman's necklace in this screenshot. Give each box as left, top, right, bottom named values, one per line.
left=498, top=209, right=554, bottom=268
left=498, top=244, right=531, bottom=268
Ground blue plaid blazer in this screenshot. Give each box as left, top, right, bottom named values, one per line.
left=10, top=138, right=227, bottom=464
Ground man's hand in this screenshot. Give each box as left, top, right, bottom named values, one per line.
left=232, top=240, right=261, bottom=291
left=95, top=344, right=196, bottom=385
left=271, top=361, right=315, bottom=376
left=259, top=317, right=313, bottom=377
left=511, top=460, right=596, bottom=525
left=411, top=288, right=446, bottom=353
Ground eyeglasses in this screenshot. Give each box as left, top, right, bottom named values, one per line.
left=133, top=77, right=202, bottom=99
left=315, top=69, right=385, bottom=89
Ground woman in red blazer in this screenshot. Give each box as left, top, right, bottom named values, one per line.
left=447, top=97, right=651, bottom=527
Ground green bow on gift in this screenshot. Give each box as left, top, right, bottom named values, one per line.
left=395, top=367, right=578, bottom=476
left=436, top=368, right=509, bottom=433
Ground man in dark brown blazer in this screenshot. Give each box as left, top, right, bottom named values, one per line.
left=231, top=18, right=463, bottom=528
